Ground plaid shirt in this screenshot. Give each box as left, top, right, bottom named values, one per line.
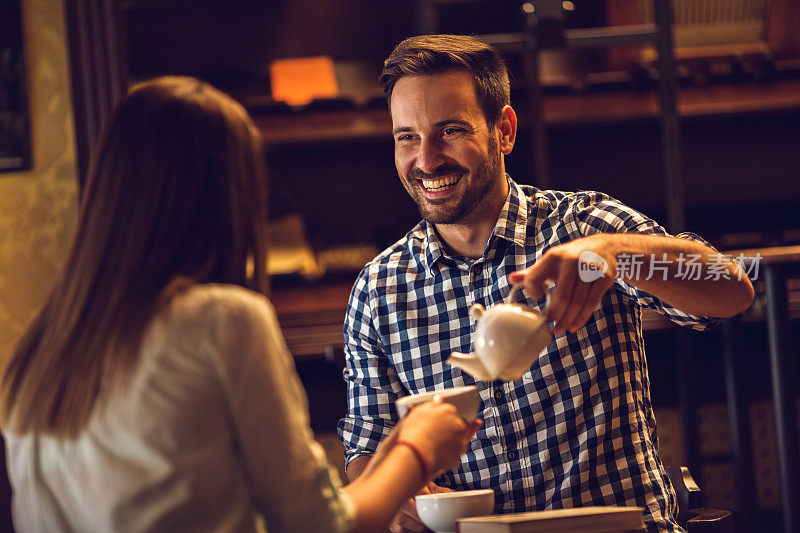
left=338, top=178, right=717, bottom=532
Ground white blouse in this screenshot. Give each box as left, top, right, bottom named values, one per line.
left=4, top=284, right=354, bottom=532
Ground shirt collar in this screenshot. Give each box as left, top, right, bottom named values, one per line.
left=422, top=222, right=446, bottom=272
left=420, top=176, right=529, bottom=273
left=493, top=177, right=529, bottom=248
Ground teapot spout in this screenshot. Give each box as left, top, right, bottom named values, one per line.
left=447, top=352, right=497, bottom=381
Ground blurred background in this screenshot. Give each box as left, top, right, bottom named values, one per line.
left=1, top=1, right=799, bottom=531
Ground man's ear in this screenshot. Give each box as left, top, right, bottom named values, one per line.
left=497, top=105, right=517, bottom=154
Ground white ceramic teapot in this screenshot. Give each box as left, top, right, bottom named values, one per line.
left=447, top=283, right=552, bottom=381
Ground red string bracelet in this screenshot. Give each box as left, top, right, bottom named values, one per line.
left=393, top=440, right=430, bottom=482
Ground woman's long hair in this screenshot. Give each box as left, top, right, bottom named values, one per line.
left=0, top=76, right=268, bottom=437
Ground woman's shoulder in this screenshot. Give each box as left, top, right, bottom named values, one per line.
left=146, top=283, right=284, bottom=378
left=176, top=282, right=270, bottom=310
left=164, top=283, right=276, bottom=331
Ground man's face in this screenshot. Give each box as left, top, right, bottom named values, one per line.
left=390, top=71, right=506, bottom=225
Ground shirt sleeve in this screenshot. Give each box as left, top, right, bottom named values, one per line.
left=567, top=192, right=720, bottom=332
left=336, top=267, right=399, bottom=470
left=209, top=289, right=355, bottom=533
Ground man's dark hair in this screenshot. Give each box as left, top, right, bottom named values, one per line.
left=379, top=34, right=511, bottom=127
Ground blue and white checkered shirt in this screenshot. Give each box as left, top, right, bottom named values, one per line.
left=338, top=178, right=717, bottom=532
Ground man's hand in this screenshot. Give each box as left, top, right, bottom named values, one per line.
left=509, top=236, right=616, bottom=335
left=389, top=482, right=454, bottom=533
left=509, top=233, right=755, bottom=331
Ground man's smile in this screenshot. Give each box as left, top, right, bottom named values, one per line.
left=418, top=173, right=463, bottom=196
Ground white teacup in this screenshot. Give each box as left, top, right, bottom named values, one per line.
left=395, top=385, right=480, bottom=422
left=447, top=283, right=552, bottom=381
left=416, top=489, right=495, bottom=533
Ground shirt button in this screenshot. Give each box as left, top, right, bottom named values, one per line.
left=508, top=450, right=518, bottom=460
left=494, top=389, right=504, bottom=401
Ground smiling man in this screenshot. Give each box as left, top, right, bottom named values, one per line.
left=337, top=35, right=753, bottom=533
left=392, top=70, right=508, bottom=227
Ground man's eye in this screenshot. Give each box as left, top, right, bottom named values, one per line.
left=396, top=134, right=414, bottom=142
left=443, top=128, right=464, bottom=137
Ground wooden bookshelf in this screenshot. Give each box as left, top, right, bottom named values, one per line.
left=253, top=77, right=800, bottom=147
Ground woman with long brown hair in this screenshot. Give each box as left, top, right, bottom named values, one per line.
left=0, top=76, right=479, bottom=532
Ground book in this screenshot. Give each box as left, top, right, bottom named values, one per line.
left=456, top=506, right=645, bottom=532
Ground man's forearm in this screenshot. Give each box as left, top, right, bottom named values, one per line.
left=601, top=233, right=754, bottom=317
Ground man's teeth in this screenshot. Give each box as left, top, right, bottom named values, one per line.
left=421, top=175, right=460, bottom=191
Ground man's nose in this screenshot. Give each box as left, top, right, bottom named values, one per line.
left=415, top=137, right=445, bottom=174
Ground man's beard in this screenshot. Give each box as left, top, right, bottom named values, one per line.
left=404, top=136, right=503, bottom=225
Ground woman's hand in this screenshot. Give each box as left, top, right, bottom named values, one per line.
left=395, top=399, right=482, bottom=477
left=343, top=400, right=481, bottom=533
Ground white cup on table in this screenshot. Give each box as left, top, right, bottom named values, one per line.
left=415, top=488, right=495, bottom=533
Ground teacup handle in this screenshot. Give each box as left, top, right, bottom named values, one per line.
left=506, top=282, right=551, bottom=318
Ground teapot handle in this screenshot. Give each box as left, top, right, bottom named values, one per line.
left=506, top=282, right=552, bottom=318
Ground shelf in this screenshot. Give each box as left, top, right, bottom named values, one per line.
left=271, top=281, right=352, bottom=360
left=272, top=276, right=800, bottom=361
left=543, top=77, right=800, bottom=126
left=252, top=77, right=800, bottom=146
left=253, top=107, right=392, bottom=147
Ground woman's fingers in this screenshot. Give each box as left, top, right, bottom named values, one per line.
left=400, top=401, right=480, bottom=474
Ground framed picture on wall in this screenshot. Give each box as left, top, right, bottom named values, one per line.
left=0, top=0, right=31, bottom=173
